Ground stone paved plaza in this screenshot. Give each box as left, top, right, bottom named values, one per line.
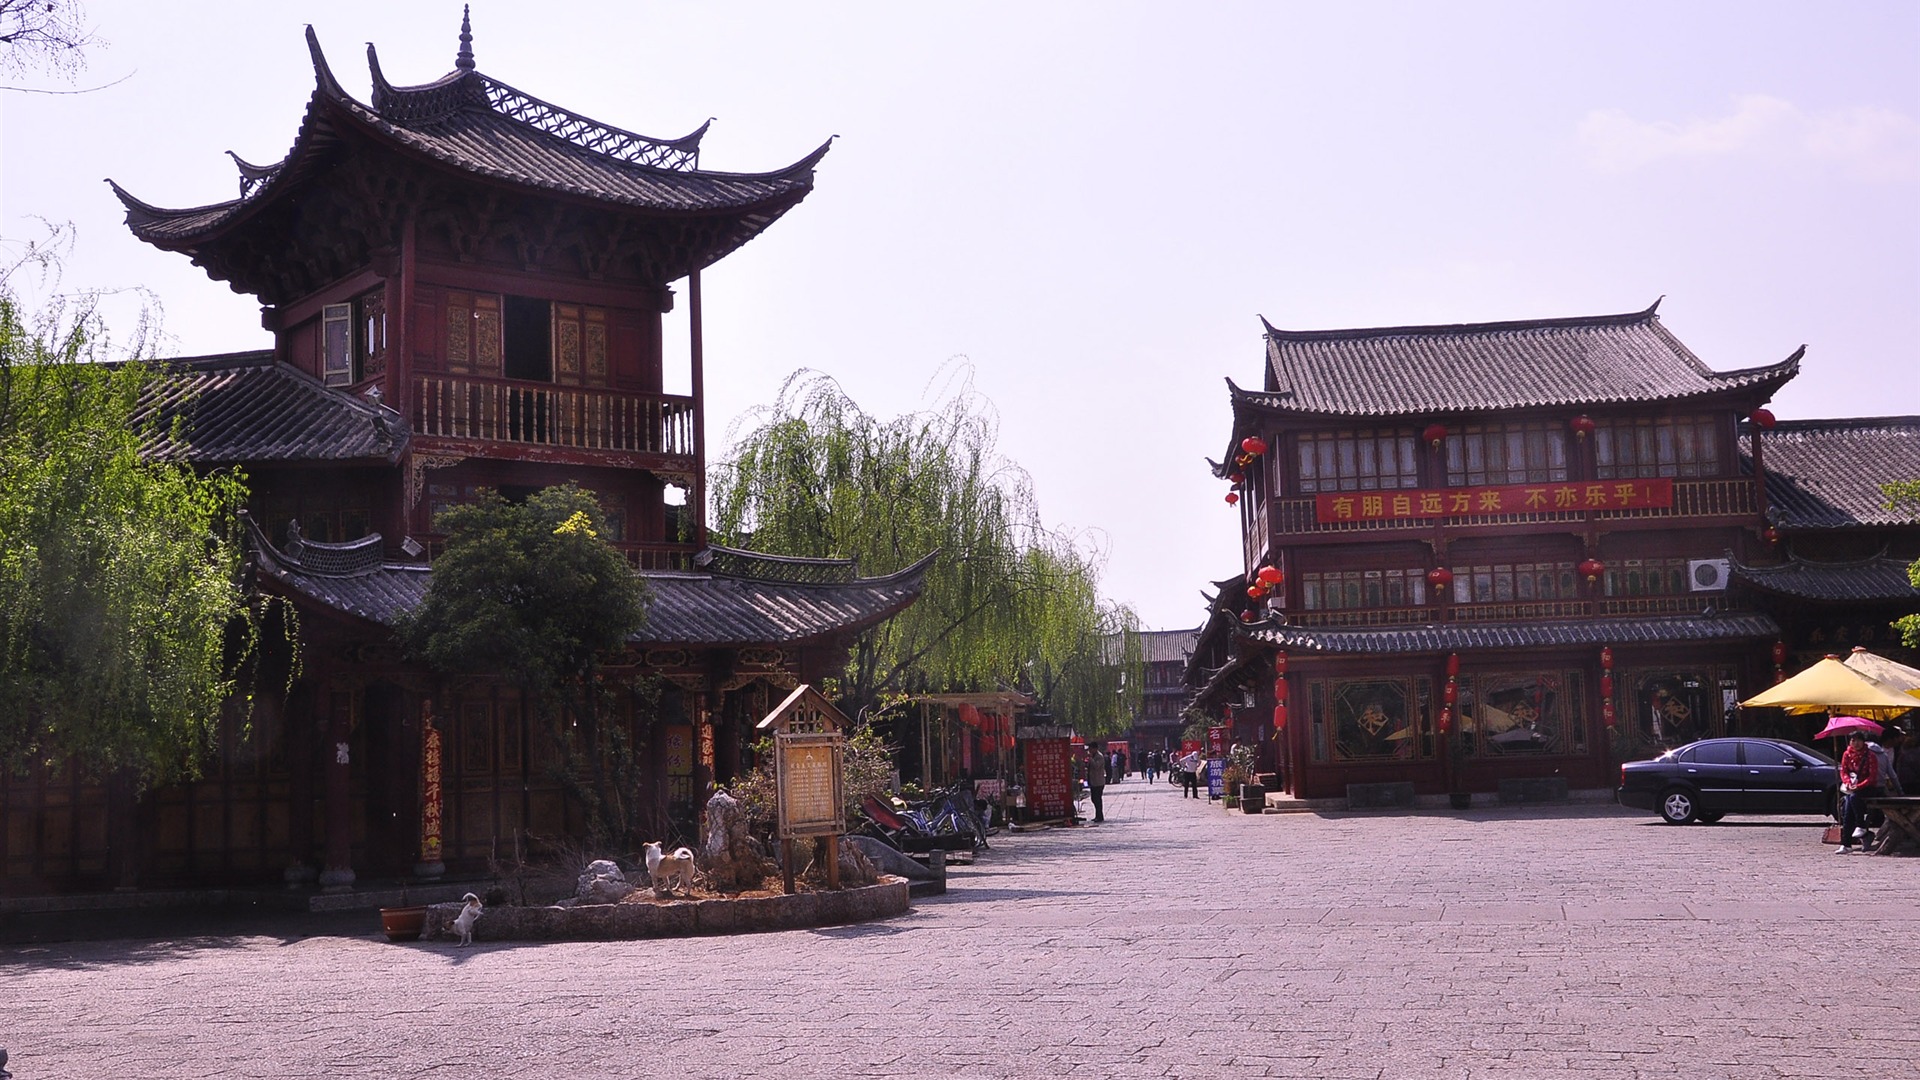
left=3, top=779, right=1916, bottom=1079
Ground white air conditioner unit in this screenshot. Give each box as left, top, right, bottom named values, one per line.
left=1687, top=558, right=1731, bottom=592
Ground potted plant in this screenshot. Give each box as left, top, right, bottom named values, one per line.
left=378, top=886, right=427, bottom=942
left=1228, top=744, right=1264, bottom=813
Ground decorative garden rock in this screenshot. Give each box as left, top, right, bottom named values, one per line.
left=570, top=859, right=633, bottom=905
left=701, top=790, right=774, bottom=891
left=846, top=835, right=937, bottom=881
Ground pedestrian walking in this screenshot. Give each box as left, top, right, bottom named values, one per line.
left=1087, top=743, right=1110, bottom=823
left=1144, top=752, right=1158, bottom=784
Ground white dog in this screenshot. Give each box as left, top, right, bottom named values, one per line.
left=645, top=841, right=695, bottom=897
left=451, top=892, right=483, bottom=946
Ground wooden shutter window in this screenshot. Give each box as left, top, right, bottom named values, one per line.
left=322, top=303, right=352, bottom=386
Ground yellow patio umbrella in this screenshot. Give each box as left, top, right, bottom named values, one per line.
left=1843, top=647, right=1920, bottom=701
left=1740, top=656, right=1920, bottom=718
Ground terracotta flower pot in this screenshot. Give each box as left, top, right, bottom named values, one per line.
left=379, top=905, right=427, bottom=942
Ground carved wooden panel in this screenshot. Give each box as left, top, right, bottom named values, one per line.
left=555, top=303, right=582, bottom=383
left=585, top=308, right=608, bottom=384
left=446, top=291, right=472, bottom=374
left=473, top=295, right=502, bottom=376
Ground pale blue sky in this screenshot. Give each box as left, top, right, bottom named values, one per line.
left=5, top=1, right=1916, bottom=629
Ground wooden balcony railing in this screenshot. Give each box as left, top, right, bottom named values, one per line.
left=1268, top=478, right=1758, bottom=536
left=413, top=376, right=695, bottom=456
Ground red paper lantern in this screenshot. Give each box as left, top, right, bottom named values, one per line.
left=1239, top=609, right=1254, bottom=622
left=1227, top=471, right=1244, bottom=485
left=1600, top=646, right=1613, bottom=671
left=1272, top=703, right=1287, bottom=730
left=1765, top=526, right=1780, bottom=544
left=1600, top=675, right=1614, bottom=699
left=1571, top=415, right=1596, bottom=439
left=1241, top=436, right=1268, bottom=457
left=1771, top=640, right=1788, bottom=666
left=1426, top=567, right=1453, bottom=592
left=1445, top=652, right=1460, bottom=677
left=1273, top=652, right=1288, bottom=675
left=1750, top=407, right=1777, bottom=430
left=1247, top=585, right=1263, bottom=600
left=1438, top=706, right=1452, bottom=734
left=1443, top=680, right=1458, bottom=706
left=1422, top=423, right=1448, bottom=448
left=1602, top=701, right=1616, bottom=729
left=1578, top=558, right=1605, bottom=583
left=1256, top=565, right=1284, bottom=587
left=1224, top=491, right=1239, bottom=505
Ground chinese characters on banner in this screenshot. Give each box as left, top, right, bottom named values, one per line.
left=420, top=701, right=443, bottom=863
left=1314, top=479, right=1674, bottom=524
left=1207, top=726, right=1228, bottom=757
left=1024, top=738, right=1073, bottom=819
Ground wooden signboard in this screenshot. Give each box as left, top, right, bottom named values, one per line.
left=757, top=685, right=850, bottom=891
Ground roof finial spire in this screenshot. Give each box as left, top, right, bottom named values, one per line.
left=455, top=5, right=475, bottom=71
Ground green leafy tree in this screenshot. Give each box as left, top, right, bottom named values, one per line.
left=710, top=367, right=1143, bottom=735
left=1887, top=479, right=1920, bottom=647
left=396, top=484, right=651, bottom=849
left=0, top=246, right=256, bottom=784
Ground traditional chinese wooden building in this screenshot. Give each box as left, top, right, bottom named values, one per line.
left=1185, top=303, right=1920, bottom=801
left=1729, top=416, right=1920, bottom=677
left=1126, top=628, right=1201, bottom=758
left=1, top=16, right=928, bottom=897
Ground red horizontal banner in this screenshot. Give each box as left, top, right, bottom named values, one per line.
left=1314, top=478, right=1673, bottom=524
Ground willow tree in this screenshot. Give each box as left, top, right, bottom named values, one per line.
left=0, top=258, right=256, bottom=784
left=710, top=368, right=1143, bottom=733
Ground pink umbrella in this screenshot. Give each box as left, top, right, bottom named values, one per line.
left=1813, top=716, right=1884, bottom=740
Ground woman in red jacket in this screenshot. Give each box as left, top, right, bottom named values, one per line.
left=1837, top=731, right=1882, bottom=854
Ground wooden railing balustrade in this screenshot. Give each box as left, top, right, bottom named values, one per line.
left=413, top=375, right=695, bottom=456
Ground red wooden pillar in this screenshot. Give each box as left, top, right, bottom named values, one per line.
left=281, top=684, right=319, bottom=888
left=689, top=269, right=707, bottom=549
left=318, top=689, right=356, bottom=893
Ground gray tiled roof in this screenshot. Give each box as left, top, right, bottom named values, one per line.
left=136, top=352, right=407, bottom=464
left=1241, top=304, right=1799, bottom=418
left=1731, top=555, right=1920, bottom=605
left=1243, top=613, right=1779, bottom=655
left=1138, top=628, right=1202, bottom=665
left=254, top=532, right=931, bottom=647
left=1747, top=416, right=1920, bottom=529
left=111, top=28, right=824, bottom=256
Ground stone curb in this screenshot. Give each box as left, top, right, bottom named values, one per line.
left=415, top=877, right=910, bottom=942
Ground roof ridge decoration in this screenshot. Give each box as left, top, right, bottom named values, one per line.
left=455, top=4, right=475, bottom=72
left=1257, top=300, right=1666, bottom=343
left=357, top=19, right=709, bottom=172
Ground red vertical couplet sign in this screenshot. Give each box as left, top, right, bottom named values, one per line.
left=1024, top=738, right=1074, bottom=820
left=1207, top=726, right=1228, bottom=757
left=420, top=700, right=443, bottom=864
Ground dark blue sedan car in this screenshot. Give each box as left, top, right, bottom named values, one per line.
left=1617, top=737, right=1838, bottom=825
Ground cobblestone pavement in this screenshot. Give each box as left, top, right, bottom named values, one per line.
left=4, top=780, right=1917, bottom=1079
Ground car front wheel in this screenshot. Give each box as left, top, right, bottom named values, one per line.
left=1659, top=787, right=1700, bottom=825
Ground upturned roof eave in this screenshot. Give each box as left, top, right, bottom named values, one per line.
left=114, top=26, right=830, bottom=254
